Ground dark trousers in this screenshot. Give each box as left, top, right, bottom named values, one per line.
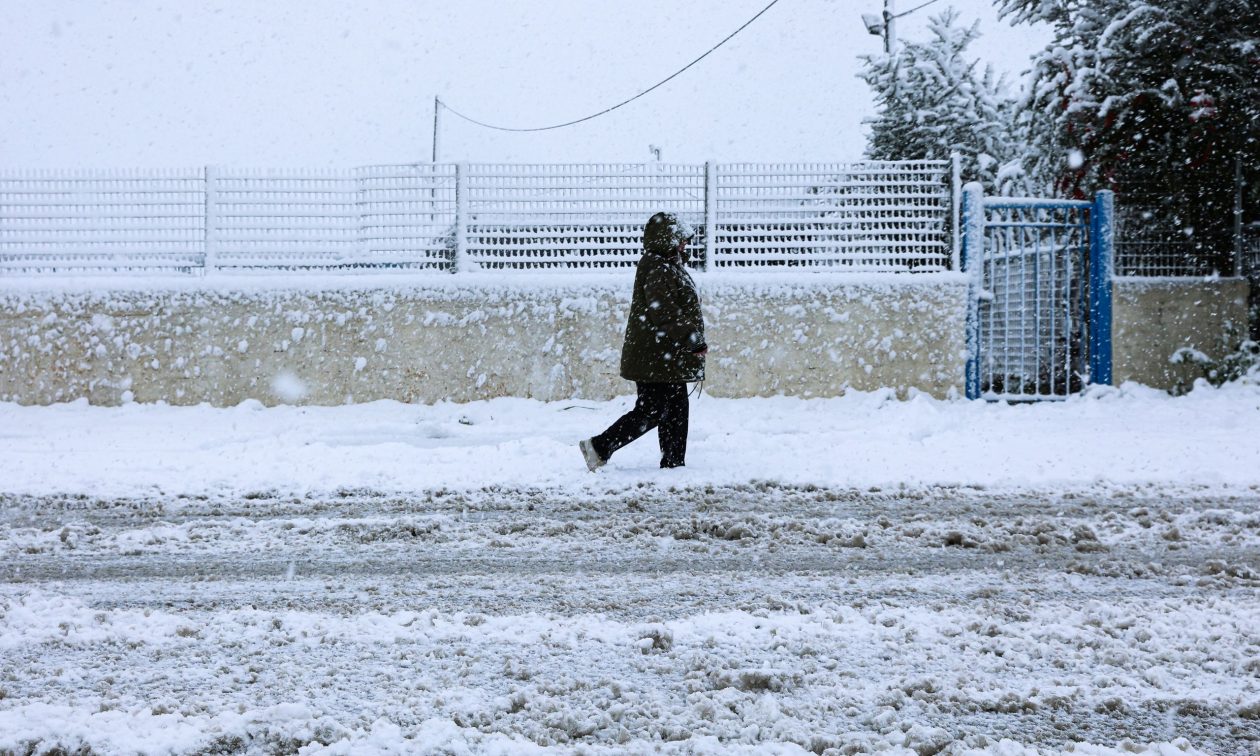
left=592, top=382, right=689, bottom=468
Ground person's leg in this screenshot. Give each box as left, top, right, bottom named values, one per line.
left=657, top=382, right=689, bottom=468
left=591, top=383, right=668, bottom=461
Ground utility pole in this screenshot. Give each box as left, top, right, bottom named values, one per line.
left=432, top=96, right=442, bottom=164
left=883, top=0, right=896, bottom=53
left=430, top=96, right=443, bottom=226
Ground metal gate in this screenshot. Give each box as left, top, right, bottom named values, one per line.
left=961, top=184, right=1114, bottom=400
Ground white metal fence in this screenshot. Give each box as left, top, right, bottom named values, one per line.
left=0, top=160, right=955, bottom=275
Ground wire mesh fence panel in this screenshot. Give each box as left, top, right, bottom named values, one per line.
left=217, top=165, right=457, bottom=272
left=1114, top=203, right=1218, bottom=277
left=713, top=161, right=951, bottom=271
left=977, top=202, right=1091, bottom=400
left=0, top=161, right=958, bottom=275
left=212, top=168, right=361, bottom=272
left=0, top=169, right=205, bottom=275
left=357, top=164, right=457, bottom=271
left=1242, top=227, right=1260, bottom=278
left=462, top=163, right=705, bottom=270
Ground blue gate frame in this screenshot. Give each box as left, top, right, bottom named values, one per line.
left=962, top=184, right=1114, bottom=401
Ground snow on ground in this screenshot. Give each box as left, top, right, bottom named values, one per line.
left=1, top=383, right=1258, bottom=754
left=1, top=381, right=1259, bottom=499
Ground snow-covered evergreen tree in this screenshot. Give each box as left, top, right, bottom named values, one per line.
left=859, top=9, right=1025, bottom=194
left=997, top=0, right=1260, bottom=268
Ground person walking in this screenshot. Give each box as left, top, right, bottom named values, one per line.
left=580, top=211, right=707, bottom=471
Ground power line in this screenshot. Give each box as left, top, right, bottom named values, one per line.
left=439, top=0, right=783, bottom=133
left=893, top=0, right=942, bottom=19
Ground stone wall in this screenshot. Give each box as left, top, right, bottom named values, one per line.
left=0, top=274, right=969, bottom=406
left=1112, top=278, right=1250, bottom=389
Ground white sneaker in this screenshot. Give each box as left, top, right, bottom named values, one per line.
left=579, top=438, right=606, bottom=472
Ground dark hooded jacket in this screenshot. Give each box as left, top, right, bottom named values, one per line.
left=619, top=213, right=706, bottom=383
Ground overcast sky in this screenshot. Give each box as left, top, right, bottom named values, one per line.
left=0, top=0, right=1051, bottom=168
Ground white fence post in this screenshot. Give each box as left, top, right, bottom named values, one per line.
left=453, top=162, right=468, bottom=273
left=704, top=161, right=717, bottom=272
left=951, top=152, right=962, bottom=272
left=204, top=164, right=219, bottom=276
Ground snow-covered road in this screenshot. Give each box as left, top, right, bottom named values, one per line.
left=2, top=484, right=1258, bottom=754
left=2, top=385, right=1258, bottom=753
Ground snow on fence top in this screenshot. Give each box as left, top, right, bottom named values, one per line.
left=0, top=161, right=954, bottom=276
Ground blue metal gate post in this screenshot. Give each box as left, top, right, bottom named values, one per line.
left=961, top=183, right=985, bottom=399
left=1088, top=190, right=1115, bottom=385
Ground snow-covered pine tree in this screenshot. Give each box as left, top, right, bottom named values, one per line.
left=858, top=9, right=1025, bottom=195
left=996, top=0, right=1260, bottom=271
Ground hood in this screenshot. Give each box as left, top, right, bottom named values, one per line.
left=642, top=211, right=695, bottom=256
